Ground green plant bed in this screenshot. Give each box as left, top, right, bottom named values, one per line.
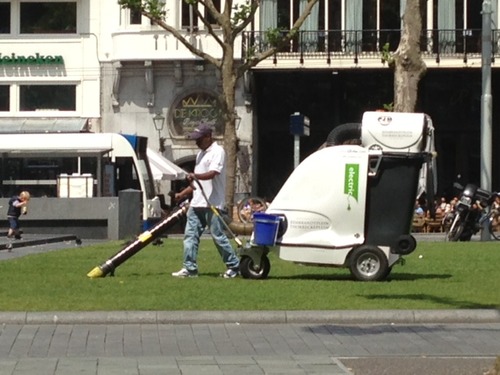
left=0, top=240, right=499, bottom=311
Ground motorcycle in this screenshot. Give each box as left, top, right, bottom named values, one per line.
left=446, top=183, right=493, bottom=241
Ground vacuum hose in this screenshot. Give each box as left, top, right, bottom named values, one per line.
left=325, top=123, right=362, bottom=146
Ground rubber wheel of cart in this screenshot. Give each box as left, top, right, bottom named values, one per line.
left=239, top=255, right=271, bottom=280
left=349, top=246, right=389, bottom=282
left=391, top=235, right=417, bottom=255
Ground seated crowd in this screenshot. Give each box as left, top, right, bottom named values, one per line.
left=413, top=194, right=500, bottom=233
left=412, top=196, right=458, bottom=233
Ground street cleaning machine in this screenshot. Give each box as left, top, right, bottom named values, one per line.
left=239, top=111, right=436, bottom=281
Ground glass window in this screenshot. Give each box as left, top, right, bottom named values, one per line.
left=206, top=0, right=220, bottom=25
left=380, top=0, right=401, bottom=51
left=20, top=85, right=76, bottom=111
left=0, top=156, right=98, bottom=198
left=130, top=8, right=142, bottom=25
left=277, top=0, right=290, bottom=29
left=327, top=0, right=342, bottom=51
left=0, top=85, right=9, bottom=111
left=115, top=157, right=142, bottom=193
left=182, top=1, right=198, bottom=29
left=20, top=2, right=77, bottom=34
left=0, top=2, right=10, bottom=34
left=136, top=159, right=155, bottom=198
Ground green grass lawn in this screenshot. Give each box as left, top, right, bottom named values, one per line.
left=0, top=239, right=499, bottom=311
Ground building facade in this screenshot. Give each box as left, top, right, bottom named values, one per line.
left=0, top=1, right=100, bottom=128
left=98, top=1, right=253, bottom=199
left=248, top=0, right=500, bottom=200
left=1, top=0, right=500, bottom=203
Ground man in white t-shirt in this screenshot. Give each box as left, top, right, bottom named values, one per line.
left=172, top=123, right=240, bottom=278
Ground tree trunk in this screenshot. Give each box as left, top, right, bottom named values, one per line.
left=220, top=50, right=238, bottom=213
left=393, top=0, right=427, bottom=112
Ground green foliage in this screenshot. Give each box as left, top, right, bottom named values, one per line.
left=264, top=27, right=298, bottom=48
left=232, top=1, right=251, bottom=27
left=0, top=240, right=499, bottom=311
left=245, top=45, right=257, bottom=59
left=265, top=28, right=284, bottom=47
left=118, top=0, right=142, bottom=11
left=118, top=0, right=166, bottom=19
left=383, top=102, right=394, bottom=111
left=381, top=42, right=394, bottom=66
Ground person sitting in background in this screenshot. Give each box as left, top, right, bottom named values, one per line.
left=438, top=196, right=448, bottom=211
left=414, top=200, right=425, bottom=216
left=490, top=194, right=500, bottom=231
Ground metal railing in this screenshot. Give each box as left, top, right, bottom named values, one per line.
left=242, top=29, right=499, bottom=65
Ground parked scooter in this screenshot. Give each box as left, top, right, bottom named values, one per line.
left=446, top=183, right=493, bottom=241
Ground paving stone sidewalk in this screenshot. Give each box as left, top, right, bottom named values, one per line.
left=0, top=318, right=499, bottom=375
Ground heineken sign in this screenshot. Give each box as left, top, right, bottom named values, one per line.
left=0, top=53, right=64, bottom=65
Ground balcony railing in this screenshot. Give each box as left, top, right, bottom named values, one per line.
left=242, top=29, right=499, bottom=65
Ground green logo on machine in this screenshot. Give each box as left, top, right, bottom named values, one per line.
left=344, top=164, right=359, bottom=207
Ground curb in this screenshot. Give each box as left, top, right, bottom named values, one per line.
left=0, top=234, right=79, bottom=251
left=0, top=309, right=499, bottom=325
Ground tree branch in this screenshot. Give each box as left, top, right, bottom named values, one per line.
left=142, top=11, right=222, bottom=68
left=192, top=1, right=226, bottom=50
left=232, top=1, right=259, bottom=37
left=238, top=0, right=318, bottom=77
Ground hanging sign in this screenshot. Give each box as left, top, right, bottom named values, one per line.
left=169, top=90, right=224, bottom=137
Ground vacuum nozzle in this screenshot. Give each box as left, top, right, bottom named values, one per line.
left=87, top=266, right=104, bottom=278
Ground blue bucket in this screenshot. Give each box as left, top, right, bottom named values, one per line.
left=253, top=213, right=281, bottom=246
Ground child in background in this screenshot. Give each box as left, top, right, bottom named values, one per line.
left=7, top=191, right=30, bottom=240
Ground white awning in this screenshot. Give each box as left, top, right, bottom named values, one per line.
left=147, top=148, right=186, bottom=181
left=0, top=118, right=90, bottom=133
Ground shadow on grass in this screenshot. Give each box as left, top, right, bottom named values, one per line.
left=126, top=271, right=232, bottom=278
left=121, top=267, right=454, bottom=282
left=387, top=273, right=452, bottom=281
left=272, top=273, right=452, bottom=282
left=361, top=293, right=497, bottom=309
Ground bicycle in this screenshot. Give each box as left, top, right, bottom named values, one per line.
left=478, top=206, right=500, bottom=240
left=236, top=196, right=268, bottom=224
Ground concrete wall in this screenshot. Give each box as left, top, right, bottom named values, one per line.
left=1, top=190, right=142, bottom=240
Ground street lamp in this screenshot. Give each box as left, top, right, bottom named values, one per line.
left=152, top=112, right=165, bottom=153
left=234, top=111, right=242, bottom=130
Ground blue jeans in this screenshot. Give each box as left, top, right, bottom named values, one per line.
left=183, top=206, right=240, bottom=272
left=7, top=217, right=20, bottom=230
